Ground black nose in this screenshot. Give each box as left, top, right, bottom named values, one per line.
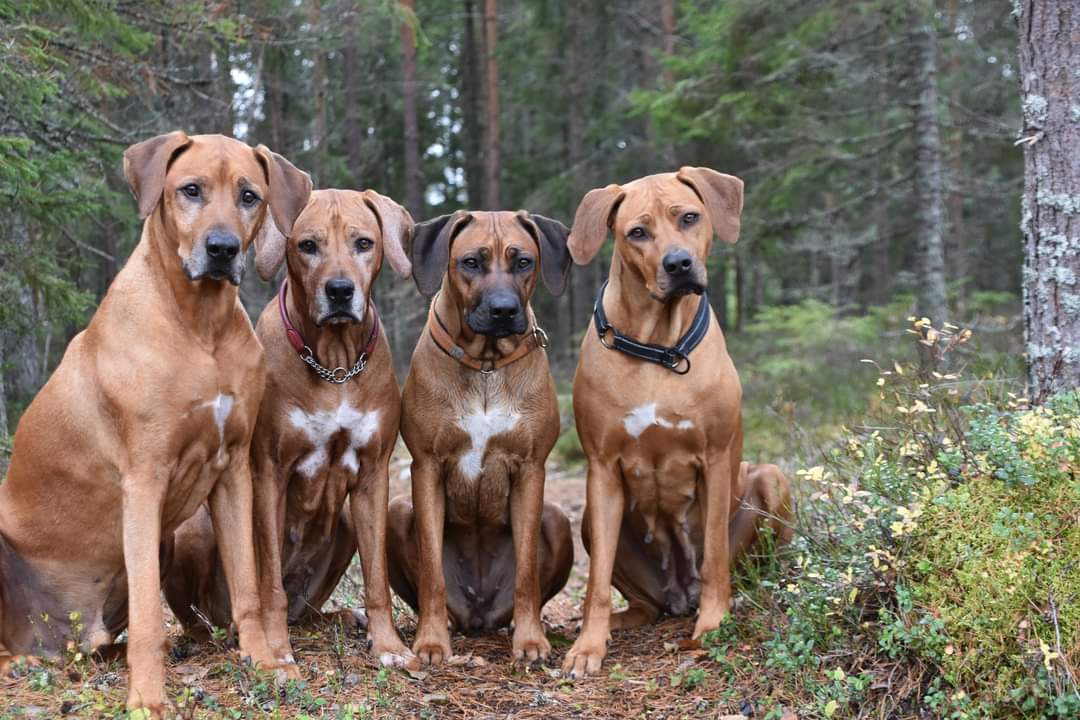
left=325, top=278, right=355, bottom=304
left=487, top=292, right=521, bottom=320
left=663, top=249, right=694, bottom=277
left=205, top=232, right=240, bottom=260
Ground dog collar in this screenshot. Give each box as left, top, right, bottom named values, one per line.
left=592, top=280, right=710, bottom=375
left=278, top=277, right=379, bottom=384
left=427, top=295, right=548, bottom=373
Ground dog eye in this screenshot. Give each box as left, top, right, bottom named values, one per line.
left=681, top=212, right=699, bottom=228
left=354, top=237, right=374, bottom=252
left=298, top=239, right=318, bottom=254
left=240, top=189, right=260, bottom=206
left=516, top=257, right=533, bottom=270
left=627, top=227, right=648, bottom=240
left=461, top=257, right=480, bottom=270
left=181, top=183, right=201, bottom=199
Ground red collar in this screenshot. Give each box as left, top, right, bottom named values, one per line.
left=278, top=277, right=379, bottom=382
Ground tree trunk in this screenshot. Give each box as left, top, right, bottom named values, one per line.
left=461, top=0, right=485, bottom=206
left=912, top=8, right=947, bottom=326
left=308, top=0, right=327, bottom=184
left=482, top=0, right=500, bottom=210
left=400, top=0, right=422, bottom=216
left=658, top=0, right=677, bottom=166
left=342, top=4, right=364, bottom=187
left=1017, top=2, right=1080, bottom=402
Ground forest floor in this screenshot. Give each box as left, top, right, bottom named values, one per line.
left=0, top=449, right=793, bottom=720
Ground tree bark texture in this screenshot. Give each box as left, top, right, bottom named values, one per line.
left=401, top=0, right=422, bottom=216
left=483, top=0, right=500, bottom=210
left=1017, top=2, right=1080, bottom=402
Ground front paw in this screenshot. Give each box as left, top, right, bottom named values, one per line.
left=561, top=637, right=607, bottom=678
left=512, top=623, right=551, bottom=663
left=372, top=637, right=419, bottom=670
left=691, top=607, right=729, bottom=640
left=412, top=625, right=451, bottom=666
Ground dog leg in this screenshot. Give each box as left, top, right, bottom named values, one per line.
left=251, top=457, right=293, bottom=664
left=693, top=446, right=736, bottom=640
left=563, top=462, right=624, bottom=678
left=210, top=456, right=297, bottom=679
left=122, top=474, right=168, bottom=718
left=729, top=463, right=794, bottom=561
left=539, top=501, right=574, bottom=606
left=410, top=458, right=452, bottom=665
left=349, top=453, right=414, bottom=669
left=509, top=462, right=550, bottom=662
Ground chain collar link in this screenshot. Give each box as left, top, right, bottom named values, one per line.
left=299, top=346, right=367, bottom=384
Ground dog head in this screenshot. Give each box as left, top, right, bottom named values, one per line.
left=258, top=188, right=412, bottom=327
left=567, top=167, right=743, bottom=302
left=123, top=132, right=312, bottom=286
left=411, top=210, right=570, bottom=338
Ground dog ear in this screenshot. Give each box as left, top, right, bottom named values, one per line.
left=363, top=190, right=414, bottom=279
left=254, top=210, right=288, bottom=281
left=254, top=146, right=313, bottom=237
left=517, top=212, right=571, bottom=296
left=568, top=184, right=625, bottom=265
left=410, top=211, right=471, bottom=297
left=676, top=166, right=744, bottom=245
left=122, top=131, right=192, bottom=219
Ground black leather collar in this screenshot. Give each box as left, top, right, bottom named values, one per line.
left=592, top=280, right=710, bottom=375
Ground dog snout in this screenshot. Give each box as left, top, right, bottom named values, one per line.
left=487, top=292, right=521, bottom=321
left=325, top=278, right=355, bottom=306
left=662, top=249, right=694, bottom=278
left=205, top=231, right=240, bottom=261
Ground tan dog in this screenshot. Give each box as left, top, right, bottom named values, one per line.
left=561, top=168, right=793, bottom=677
left=164, top=188, right=415, bottom=668
left=387, top=211, right=574, bottom=664
left=0, top=133, right=311, bottom=715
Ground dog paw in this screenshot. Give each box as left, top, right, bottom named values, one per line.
left=125, top=700, right=165, bottom=720
left=274, top=656, right=302, bottom=682
left=373, top=637, right=418, bottom=670
left=512, top=626, right=551, bottom=663
left=691, top=609, right=729, bottom=640
left=561, top=640, right=606, bottom=679
left=412, top=630, right=451, bottom=666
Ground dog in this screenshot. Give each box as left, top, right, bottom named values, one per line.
left=163, top=188, right=415, bottom=668
left=387, top=210, right=575, bottom=664
left=560, top=167, right=793, bottom=677
left=0, top=132, right=311, bottom=715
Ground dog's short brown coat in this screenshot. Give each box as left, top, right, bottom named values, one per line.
left=387, top=211, right=574, bottom=665
left=561, top=168, right=793, bottom=678
left=0, top=133, right=311, bottom=716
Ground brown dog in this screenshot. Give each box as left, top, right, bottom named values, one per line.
left=164, top=188, right=415, bottom=668
left=561, top=168, right=793, bottom=677
left=0, top=133, right=311, bottom=715
left=387, top=211, right=574, bottom=664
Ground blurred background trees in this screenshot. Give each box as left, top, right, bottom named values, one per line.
left=0, top=0, right=1026, bottom=432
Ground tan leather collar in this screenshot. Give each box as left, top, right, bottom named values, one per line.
left=427, top=295, right=548, bottom=372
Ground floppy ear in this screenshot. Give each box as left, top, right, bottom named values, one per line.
left=363, top=189, right=414, bottom=279
left=254, top=145, right=313, bottom=237
left=122, top=131, right=192, bottom=219
left=410, top=211, right=471, bottom=296
left=676, top=166, right=744, bottom=245
left=254, top=211, right=288, bottom=281
left=517, top=212, right=571, bottom=296
left=568, top=184, right=625, bottom=265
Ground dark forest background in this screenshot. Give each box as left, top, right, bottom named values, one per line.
left=0, top=0, right=1022, bottom=437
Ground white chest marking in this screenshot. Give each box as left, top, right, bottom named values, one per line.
left=623, top=403, right=693, bottom=438
left=457, top=405, right=520, bottom=481
left=288, top=402, right=380, bottom=478
left=198, top=394, right=235, bottom=443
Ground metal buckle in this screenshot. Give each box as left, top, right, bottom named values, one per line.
left=666, top=350, right=691, bottom=375
left=533, top=326, right=549, bottom=349
left=331, top=367, right=349, bottom=383
left=598, top=325, right=615, bottom=349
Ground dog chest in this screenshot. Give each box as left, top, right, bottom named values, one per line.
left=286, top=401, right=382, bottom=480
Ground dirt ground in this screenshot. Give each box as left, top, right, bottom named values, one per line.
left=1, top=450, right=775, bottom=719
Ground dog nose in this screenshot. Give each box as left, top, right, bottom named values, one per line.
left=487, top=293, right=521, bottom=320
left=325, top=278, right=355, bottom=304
left=663, top=249, right=694, bottom=277
left=205, top=232, right=240, bottom=260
